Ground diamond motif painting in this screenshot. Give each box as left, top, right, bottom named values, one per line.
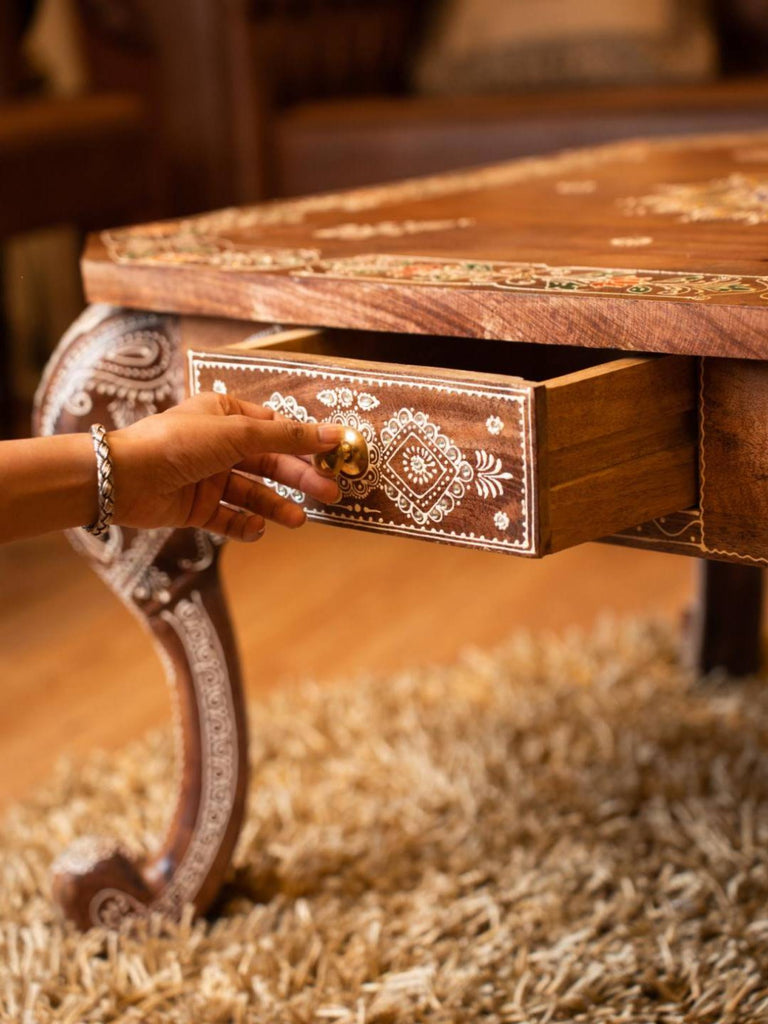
left=379, top=410, right=474, bottom=526
left=189, top=353, right=536, bottom=554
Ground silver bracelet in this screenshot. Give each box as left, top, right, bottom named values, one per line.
left=83, top=424, right=115, bottom=536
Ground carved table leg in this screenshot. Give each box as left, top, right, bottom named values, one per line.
left=687, top=559, right=764, bottom=678
left=33, top=306, right=248, bottom=929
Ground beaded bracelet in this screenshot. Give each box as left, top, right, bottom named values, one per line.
left=82, top=424, right=115, bottom=536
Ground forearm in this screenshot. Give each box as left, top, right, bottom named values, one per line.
left=0, top=434, right=98, bottom=543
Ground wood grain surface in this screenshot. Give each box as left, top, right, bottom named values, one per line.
left=698, top=358, right=768, bottom=567
left=610, top=358, right=768, bottom=569
left=83, top=131, right=768, bottom=358
left=543, top=355, right=697, bottom=552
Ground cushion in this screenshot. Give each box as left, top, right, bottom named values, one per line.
left=413, top=0, right=718, bottom=94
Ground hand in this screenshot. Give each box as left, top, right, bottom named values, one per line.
left=107, top=393, right=347, bottom=541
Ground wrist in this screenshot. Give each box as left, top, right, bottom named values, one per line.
left=66, top=432, right=101, bottom=528
left=105, top=429, right=140, bottom=526
left=49, top=432, right=100, bottom=531
left=0, top=432, right=99, bottom=542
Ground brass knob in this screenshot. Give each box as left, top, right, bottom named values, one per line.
left=313, top=426, right=369, bottom=479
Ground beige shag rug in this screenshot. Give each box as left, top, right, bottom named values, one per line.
left=3, top=619, right=768, bottom=1023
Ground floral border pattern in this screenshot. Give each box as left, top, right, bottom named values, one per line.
left=621, top=173, right=768, bottom=227
left=96, top=235, right=768, bottom=302
left=296, top=255, right=768, bottom=302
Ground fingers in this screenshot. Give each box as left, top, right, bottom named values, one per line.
left=202, top=502, right=266, bottom=542
left=171, top=392, right=347, bottom=457
left=196, top=472, right=310, bottom=542
left=223, top=472, right=308, bottom=528
left=236, top=452, right=341, bottom=503
left=228, top=416, right=347, bottom=458
left=174, top=392, right=332, bottom=449
left=172, top=392, right=278, bottom=420
left=184, top=473, right=269, bottom=542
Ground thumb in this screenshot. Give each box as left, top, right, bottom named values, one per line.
left=229, top=416, right=348, bottom=457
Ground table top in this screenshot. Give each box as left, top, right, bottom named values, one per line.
left=84, top=130, right=768, bottom=359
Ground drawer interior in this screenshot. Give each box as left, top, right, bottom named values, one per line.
left=233, top=325, right=630, bottom=383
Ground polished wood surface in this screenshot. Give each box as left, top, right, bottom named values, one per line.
left=543, top=355, right=697, bottom=552
left=33, top=133, right=768, bottom=926
left=699, top=358, right=768, bottom=566
left=83, top=132, right=768, bottom=358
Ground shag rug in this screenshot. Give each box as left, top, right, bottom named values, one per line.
left=3, top=620, right=768, bottom=1023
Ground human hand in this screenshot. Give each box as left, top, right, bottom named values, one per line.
left=107, top=393, right=346, bottom=541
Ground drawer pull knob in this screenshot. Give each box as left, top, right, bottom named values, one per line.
left=313, top=427, right=369, bottom=479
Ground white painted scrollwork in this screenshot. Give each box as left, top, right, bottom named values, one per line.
left=154, top=592, right=238, bottom=916
left=39, top=306, right=239, bottom=926
left=90, top=889, right=149, bottom=928
left=474, top=451, right=514, bottom=500
left=35, top=305, right=183, bottom=436
left=263, top=392, right=518, bottom=528
left=316, top=387, right=379, bottom=411
left=494, top=511, right=511, bottom=531
left=264, top=390, right=383, bottom=502
left=190, top=354, right=535, bottom=554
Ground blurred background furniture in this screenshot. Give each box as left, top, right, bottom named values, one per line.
left=68, top=0, right=768, bottom=205
left=5, top=0, right=768, bottom=434
left=244, top=0, right=768, bottom=197
left=0, top=0, right=156, bottom=436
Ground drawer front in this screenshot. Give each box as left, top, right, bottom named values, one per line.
left=190, top=351, right=539, bottom=555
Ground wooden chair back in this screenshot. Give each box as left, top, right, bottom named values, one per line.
left=0, top=0, right=38, bottom=98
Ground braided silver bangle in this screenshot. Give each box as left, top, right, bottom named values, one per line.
left=83, top=424, right=115, bottom=536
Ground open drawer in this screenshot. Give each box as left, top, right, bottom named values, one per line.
left=186, top=319, right=697, bottom=557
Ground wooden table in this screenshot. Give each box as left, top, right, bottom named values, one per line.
left=36, top=131, right=768, bottom=929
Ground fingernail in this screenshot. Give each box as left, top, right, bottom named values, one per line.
left=291, top=507, right=307, bottom=527
left=317, top=424, right=346, bottom=444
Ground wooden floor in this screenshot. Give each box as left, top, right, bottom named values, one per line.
left=0, top=526, right=697, bottom=807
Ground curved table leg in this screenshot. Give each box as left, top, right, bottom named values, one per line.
left=33, top=305, right=248, bottom=929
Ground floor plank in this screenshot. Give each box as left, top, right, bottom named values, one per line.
left=0, top=526, right=695, bottom=806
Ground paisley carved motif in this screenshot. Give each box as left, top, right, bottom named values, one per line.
left=35, top=306, right=248, bottom=929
